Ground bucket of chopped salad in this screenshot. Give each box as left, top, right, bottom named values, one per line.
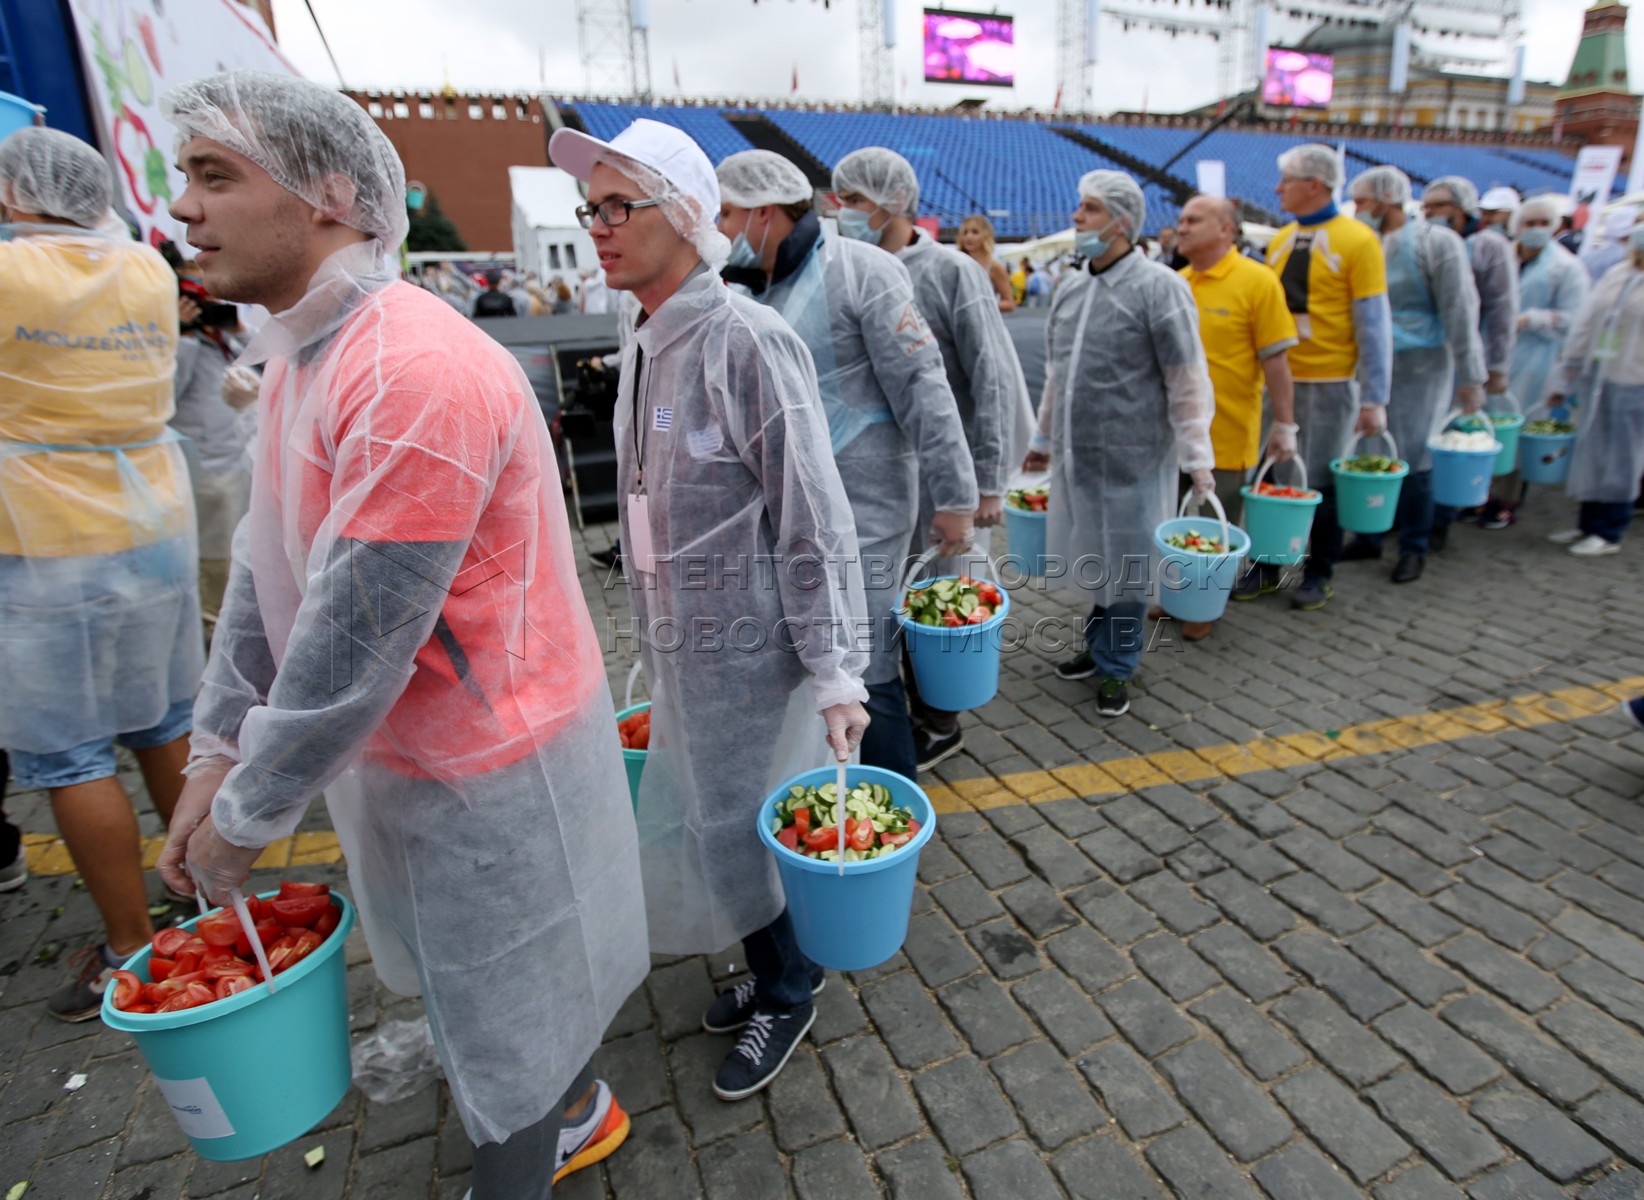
left=897, top=553, right=1011, bottom=711
left=1331, top=431, right=1409, bottom=535
left=1518, top=412, right=1577, bottom=485
left=758, top=766, right=936, bottom=970
left=1003, top=482, right=1049, bottom=577
left=1451, top=406, right=1524, bottom=476
left=1152, top=490, right=1250, bottom=623
left=1429, top=413, right=1501, bottom=507
left=1239, top=456, right=1321, bottom=564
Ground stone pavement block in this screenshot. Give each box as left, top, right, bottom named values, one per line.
left=1470, top=1083, right=1614, bottom=1182
left=961, top=1137, right=1066, bottom=1199
left=1012, top=824, right=1104, bottom=891
left=1551, top=873, right=1644, bottom=936
left=1104, top=795, right=1194, bottom=856
left=605, top=1108, right=703, bottom=1200
left=1347, top=832, right=1454, bottom=895
left=1138, top=783, right=1221, bottom=831
left=1079, top=827, right=1163, bottom=883
left=1576, top=1089, right=1644, bottom=1162
left=811, top=974, right=870, bottom=1044
left=1366, top=1071, right=1507, bottom=1182
left=1554, top=911, right=1644, bottom=983
left=1497, top=810, right=1614, bottom=872
left=1100, top=977, right=1197, bottom=1059
left=876, top=1138, right=966, bottom=1200
left=1308, top=769, right=1394, bottom=816
left=1275, top=930, right=1405, bottom=1020
left=1272, top=872, right=1377, bottom=937
left=1209, top=781, right=1296, bottom=839
left=1271, top=988, right=1404, bottom=1088
left=1046, top=925, right=1133, bottom=995
left=1169, top=842, right=1231, bottom=882
left=22, top=1136, right=120, bottom=1200
left=359, top=1077, right=439, bottom=1153
left=792, top=1138, right=878, bottom=1200
left=1438, top=934, right=1565, bottom=1013
left=1459, top=860, right=1567, bottom=923
left=1347, top=926, right=1469, bottom=1007
left=1250, top=1141, right=1363, bottom=1200
left=1157, top=1039, right=1292, bottom=1162
left=1476, top=834, right=1563, bottom=884
left=1375, top=1164, right=1467, bottom=1200
left=820, top=1036, right=924, bottom=1152
left=1197, top=823, right=1297, bottom=885
left=1599, top=859, right=1644, bottom=902
left=697, top=1127, right=791, bottom=1200
left=1463, top=1161, right=1567, bottom=1200
left=913, top=1055, right=1021, bottom=1158
left=902, top=910, right=982, bottom=989
left=949, top=827, right=1033, bottom=889
left=1143, top=1125, right=1264, bottom=1200
left=1013, top=969, right=1116, bottom=1056
left=1036, top=796, right=1108, bottom=839
left=1578, top=1167, right=1644, bottom=1200
left=1070, top=880, right=1160, bottom=946
left=1541, top=1000, right=1644, bottom=1100
left=1054, top=1132, right=1170, bottom=1199
left=765, top=1046, right=846, bottom=1154
left=648, top=959, right=717, bottom=1042
left=0, top=1114, right=52, bottom=1185
left=1279, top=826, right=1381, bottom=891
left=1374, top=1004, right=1503, bottom=1096
left=969, top=917, right=1044, bottom=980
left=992, top=1041, right=1109, bottom=1150
left=664, top=1034, right=764, bottom=1148
left=1189, top=989, right=1305, bottom=1082
left=937, top=973, right=1037, bottom=1059
left=42, top=1049, right=141, bottom=1158
left=1560, top=958, right=1644, bottom=1032
left=1402, top=792, right=1493, bottom=844
left=1362, top=881, right=1466, bottom=947
left=1274, top=1064, right=1411, bottom=1184
left=351, top=1137, right=435, bottom=1200
left=261, top=1126, right=354, bottom=1200
left=0, top=1040, right=91, bottom=1125
left=1197, top=870, right=1297, bottom=941
left=1279, top=790, right=1368, bottom=839
left=115, top=1081, right=191, bottom=1168
left=917, top=839, right=970, bottom=886
left=1077, top=1041, right=1187, bottom=1139
left=1189, top=924, right=1295, bottom=1004
left=111, top=1157, right=192, bottom=1200
left=1129, top=873, right=1221, bottom=935
left=1442, top=994, right=1604, bottom=1106
left=595, top=1030, right=670, bottom=1117
left=931, top=874, right=1006, bottom=929
left=999, top=877, right=1079, bottom=939
left=1373, top=808, right=1473, bottom=868
left=861, top=971, right=962, bottom=1069
left=1132, top=933, right=1220, bottom=1003
left=1435, top=884, right=1546, bottom=953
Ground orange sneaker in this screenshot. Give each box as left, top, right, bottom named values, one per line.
left=553, top=1082, right=630, bottom=1184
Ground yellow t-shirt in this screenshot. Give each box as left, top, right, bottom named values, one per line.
left=0, top=232, right=187, bottom=557
left=1181, top=250, right=1299, bottom=471
left=1265, top=213, right=1386, bottom=382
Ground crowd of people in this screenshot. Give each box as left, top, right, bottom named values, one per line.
left=418, top=260, right=615, bottom=318
left=3, top=62, right=1644, bottom=1200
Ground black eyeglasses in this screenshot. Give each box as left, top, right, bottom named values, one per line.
left=575, top=197, right=662, bottom=229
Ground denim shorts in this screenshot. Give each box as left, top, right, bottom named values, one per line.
left=10, top=696, right=194, bottom=790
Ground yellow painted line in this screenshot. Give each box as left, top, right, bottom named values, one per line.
left=20, top=675, right=1644, bottom=875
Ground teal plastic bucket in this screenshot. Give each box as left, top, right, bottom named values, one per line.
left=1429, top=415, right=1500, bottom=508
left=1239, top=457, right=1321, bottom=564
left=898, top=577, right=1011, bottom=711
left=616, top=702, right=649, bottom=811
left=0, top=91, right=44, bottom=140
left=1330, top=430, right=1408, bottom=535
left=1488, top=413, right=1525, bottom=476
left=1153, top=491, right=1250, bottom=623
left=1003, top=505, right=1047, bottom=577
left=102, top=891, right=356, bottom=1162
left=757, top=765, right=935, bottom=971
left=1519, top=428, right=1576, bottom=484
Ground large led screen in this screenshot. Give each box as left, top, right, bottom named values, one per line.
left=1262, top=48, right=1334, bottom=108
left=923, top=10, right=1016, bottom=87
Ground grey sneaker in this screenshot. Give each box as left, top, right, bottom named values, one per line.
left=47, top=945, right=117, bottom=1022
left=0, top=845, right=25, bottom=893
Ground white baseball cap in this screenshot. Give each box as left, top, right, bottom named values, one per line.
left=550, top=119, right=727, bottom=261
left=1480, top=186, right=1521, bottom=212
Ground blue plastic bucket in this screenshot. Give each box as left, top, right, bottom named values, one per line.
left=1429, top=417, right=1500, bottom=508
left=1330, top=430, right=1407, bottom=536
left=1488, top=413, right=1525, bottom=476
left=1239, top=457, right=1321, bottom=564
left=1003, top=504, right=1047, bottom=577
left=898, top=579, right=1011, bottom=711
left=1153, top=492, right=1250, bottom=623
left=616, top=702, right=649, bottom=811
left=0, top=91, right=43, bottom=141
left=757, top=766, right=935, bottom=971
left=102, top=891, right=356, bottom=1161
left=1518, top=427, right=1576, bottom=485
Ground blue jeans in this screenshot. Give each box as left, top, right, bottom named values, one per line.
left=11, top=696, right=193, bottom=790
left=1351, top=469, right=1433, bottom=558
left=744, top=908, right=816, bottom=1013
left=1300, top=485, right=1346, bottom=581
left=1581, top=501, right=1633, bottom=544
left=860, top=677, right=917, bottom=780
left=1083, top=599, right=1148, bottom=681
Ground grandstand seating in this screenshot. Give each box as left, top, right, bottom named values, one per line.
left=567, top=99, right=1584, bottom=239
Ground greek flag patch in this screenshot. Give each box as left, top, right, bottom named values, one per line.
left=653, top=406, right=674, bottom=432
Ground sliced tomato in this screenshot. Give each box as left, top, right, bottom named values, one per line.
left=125, top=1003, right=158, bottom=1014
left=151, top=928, right=190, bottom=959
left=630, top=727, right=649, bottom=750
left=216, top=975, right=255, bottom=1000
left=966, top=605, right=992, bottom=625
left=141, top=982, right=166, bottom=1006
left=270, top=895, right=332, bottom=928
left=879, top=829, right=912, bottom=848
left=197, top=912, right=239, bottom=947
left=173, top=952, right=200, bottom=976
left=941, top=610, right=964, bottom=627
left=147, top=956, right=177, bottom=982
left=200, top=944, right=235, bottom=966
left=156, top=991, right=201, bottom=1013
left=244, top=895, right=270, bottom=923
left=277, top=881, right=329, bottom=900
left=314, top=906, right=340, bottom=939
left=206, top=958, right=255, bottom=979
left=793, top=807, right=811, bottom=836
left=264, top=936, right=299, bottom=974
left=847, top=818, right=874, bottom=852
left=111, top=970, right=143, bottom=1010
left=803, top=826, right=839, bottom=852
left=776, top=825, right=801, bottom=851
left=183, top=981, right=215, bottom=1006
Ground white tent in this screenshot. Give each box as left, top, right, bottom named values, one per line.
left=509, top=167, right=597, bottom=283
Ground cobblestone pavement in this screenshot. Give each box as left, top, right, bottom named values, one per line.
left=6, top=498, right=1644, bottom=1199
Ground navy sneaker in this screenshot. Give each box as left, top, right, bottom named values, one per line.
left=1231, top=563, right=1280, bottom=601
left=1622, top=697, right=1644, bottom=735
left=713, top=1005, right=816, bottom=1101
left=1055, top=650, right=1099, bottom=681
left=702, top=971, right=826, bottom=1034
left=1292, top=577, right=1333, bottom=611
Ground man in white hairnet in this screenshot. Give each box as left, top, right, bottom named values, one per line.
left=1023, top=170, right=1216, bottom=718
left=547, top=119, right=870, bottom=1102
left=1253, top=143, right=1392, bottom=611
left=0, top=127, right=201, bottom=1022
left=1339, top=166, right=1485, bottom=585
left=1479, top=186, right=1520, bottom=234
left=1581, top=204, right=1637, bottom=284
left=152, top=71, right=648, bottom=1197
left=830, top=146, right=1024, bottom=770
left=1424, top=175, right=1519, bottom=543
left=715, top=149, right=977, bottom=781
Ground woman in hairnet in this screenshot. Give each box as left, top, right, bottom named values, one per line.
left=1545, top=210, right=1644, bottom=557
left=1339, top=166, right=1485, bottom=584
left=1030, top=170, right=1216, bottom=719
left=152, top=71, right=649, bottom=1197
left=548, top=120, right=870, bottom=1103
left=0, top=127, right=201, bottom=1022
left=714, top=149, right=977, bottom=781
left=830, top=146, right=1029, bottom=771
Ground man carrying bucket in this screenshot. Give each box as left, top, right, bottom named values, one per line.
left=546, top=119, right=871, bottom=1101
left=713, top=149, right=978, bottom=781
left=1029, top=171, right=1217, bottom=718
left=153, top=71, right=649, bottom=1196
left=1338, top=166, right=1486, bottom=585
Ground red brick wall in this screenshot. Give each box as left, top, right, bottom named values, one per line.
left=345, top=92, right=551, bottom=253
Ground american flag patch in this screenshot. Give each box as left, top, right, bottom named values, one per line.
left=653, top=406, right=674, bottom=432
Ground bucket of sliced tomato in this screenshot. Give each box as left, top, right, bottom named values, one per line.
left=616, top=661, right=650, bottom=811
left=1003, top=482, right=1050, bottom=577
left=102, top=881, right=356, bottom=1162
left=1238, top=456, right=1321, bottom=564
left=896, top=554, right=1011, bottom=711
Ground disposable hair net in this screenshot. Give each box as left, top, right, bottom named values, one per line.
left=1078, top=170, right=1145, bottom=242
left=1511, top=196, right=1563, bottom=237
left=1350, top=165, right=1411, bottom=208
left=0, top=127, right=112, bottom=226
left=717, top=150, right=812, bottom=209
left=1277, top=143, right=1344, bottom=189
left=599, top=148, right=729, bottom=262
left=160, top=69, right=409, bottom=246
left=832, top=148, right=920, bottom=217
left=1481, top=186, right=1521, bottom=212
left=1427, top=175, right=1480, bottom=216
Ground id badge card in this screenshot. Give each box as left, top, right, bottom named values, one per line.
left=1595, top=326, right=1624, bottom=362
left=626, top=493, right=657, bottom=575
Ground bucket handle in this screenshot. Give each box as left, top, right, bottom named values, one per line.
left=835, top=760, right=848, bottom=877
left=1249, top=454, right=1309, bottom=495
left=1174, top=487, right=1233, bottom=555
left=1338, top=428, right=1401, bottom=464
left=1441, top=407, right=1491, bottom=433
left=624, top=659, right=645, bottom=710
